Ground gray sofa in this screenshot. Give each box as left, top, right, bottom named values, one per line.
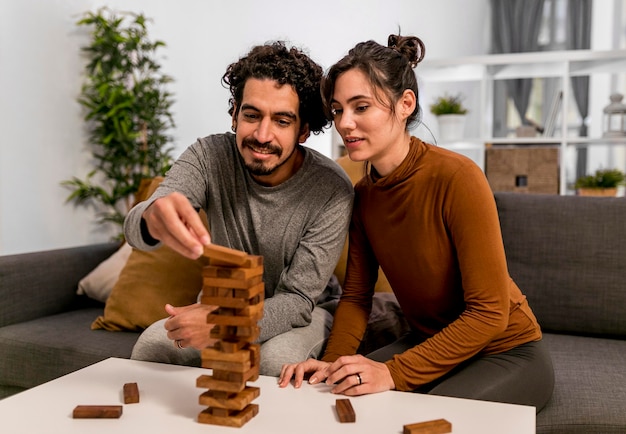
left=1, top=193, right=625, bottom=433
left=495, top=193, right=626, bottom=434
left=0, top=243, right=138, bottom=398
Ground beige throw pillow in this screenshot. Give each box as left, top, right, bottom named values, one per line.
left=77, top=242, right=132, bottom=303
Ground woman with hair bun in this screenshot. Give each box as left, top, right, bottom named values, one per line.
left=279, top=34, right=554, bottom=411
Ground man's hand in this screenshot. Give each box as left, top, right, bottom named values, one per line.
left=142, top=192, right=210, bottom=259
left=164, top=303, right=218, bottom=350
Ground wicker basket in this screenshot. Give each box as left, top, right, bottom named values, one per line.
left=485, top=147, right=559, bottom=194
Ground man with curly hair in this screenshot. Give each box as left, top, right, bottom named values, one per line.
left=124, top=42, right=354, bottom=376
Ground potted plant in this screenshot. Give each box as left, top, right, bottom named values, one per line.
left=429, top=93, right=468, bottom=142
left=63, top=8, right=176, bottom=239
left=575, top=168, right=625, bottom=197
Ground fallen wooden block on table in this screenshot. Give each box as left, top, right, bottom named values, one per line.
left=335, top=398, right=356, bottom=423
left=72, top=405, right=123, bottom=419
left=403, top=418, right=452, bottom=434
left=123, top=382, right=139, bottom=404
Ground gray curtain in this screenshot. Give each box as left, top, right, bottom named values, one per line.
left=568, top=0, right=591, bottom=137
left=567, top=0, right=592, bottom=178
left=491, top=0, right=546, bottom=124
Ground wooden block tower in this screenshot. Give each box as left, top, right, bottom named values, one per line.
left=196, top=244, right=264, bottom=428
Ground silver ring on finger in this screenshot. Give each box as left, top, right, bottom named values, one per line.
left=356, top=373, right=362, bottom=385
left=175, top=339, right=183, bottom=349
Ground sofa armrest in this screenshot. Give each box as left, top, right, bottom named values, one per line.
left=0, top=242, right=119, bottom=327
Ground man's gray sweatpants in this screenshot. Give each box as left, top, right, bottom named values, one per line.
left=131, top=306, right=333, bottom=377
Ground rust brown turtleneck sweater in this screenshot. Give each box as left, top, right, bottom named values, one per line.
left=323, top=137, right=541, bottom=391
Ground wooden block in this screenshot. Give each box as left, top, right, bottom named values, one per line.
left=215, top=339, right=247, bottom=353
left=123, top=382, right=139, bottom=404
left=206, top=390, right=231, bottom=400
left=235, top=300, right=264, bottom=318
left=199, top=387, right=260, bottom=411
left=210, top=255, right=263, bottom=269
left=201, top=357, right=251, bottom=373
left=203, top=274, right=263, bottom=290
left=203, top=264, right=263, bottom=280
left=209, top=407, right=230, bottom=417
left=72, top=405, right=123, bottom=419
left=201, top=347, right=252, bottom=363
left=200, top=295, right=249, bottom=309
left=200, top=291, right=264, bottom=309
left=247, top=344, right=261, bottom=380
left=202, top=244, right=249, bottom=266
left=233, top=282, right=264, bottom=299
left=197, top=374, right=246, bottom=393
left=335, top=398, right=355, bottom=423
left=248, top=343, right=260, bottom=367
left=235, top=326, right=260, bottom=339
left=207, top=312, right=261, bottom=327
left=210, top=366, right=258, bottom=383
left=403, top=418, right=452, bottom=434
left=210, top=325, right=260, bottom=342
left=202, top=287, right=234, bottom=298
left=197, top=403, right=259, bottom=427
left=249, top=294, right=263, bottom=305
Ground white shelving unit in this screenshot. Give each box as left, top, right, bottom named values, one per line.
left=416, top=49, right=626, bottom=195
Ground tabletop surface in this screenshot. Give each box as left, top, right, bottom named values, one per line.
left=0, top=357, right=535, bottom=434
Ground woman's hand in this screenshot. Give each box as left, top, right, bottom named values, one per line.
left=325, top=354, right=395, bottom=396
left=279, top=354, right=395, bottom=396
left=278, top=359, right=331, bottom=389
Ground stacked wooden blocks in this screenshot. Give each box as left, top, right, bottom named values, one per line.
left=196, top=244, right=264, bottom=428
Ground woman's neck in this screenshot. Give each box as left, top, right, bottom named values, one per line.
left=370, top=133, right=411, bottom=177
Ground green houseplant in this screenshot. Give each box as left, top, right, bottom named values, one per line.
left=430, top=93, right=468, bottom=142
left=429, top=93, right=468, bottom=116
left=63, top=8, right=175, bottom=238
left=575, top=168, right=625, bottom=197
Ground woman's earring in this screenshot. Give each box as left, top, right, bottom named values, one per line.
left=231, top=124, right=236, bottom=132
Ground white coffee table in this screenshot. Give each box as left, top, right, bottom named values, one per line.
left=0, top=357, right=535, bottom=433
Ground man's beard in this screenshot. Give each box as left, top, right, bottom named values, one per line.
left=243, top=138, right=294, bottom=177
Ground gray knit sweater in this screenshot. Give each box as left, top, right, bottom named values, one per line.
left=124, top=133, right=354, bottom=342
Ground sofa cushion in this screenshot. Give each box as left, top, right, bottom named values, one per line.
left=77, top=242, right=132, bottom=303
left=537, top=333, right=626, bottom=434
left=495, top=193, right=626, bottom=337
left=91, top=244, right=207, bottom=331
left=0, top=308, right=139, bottom=390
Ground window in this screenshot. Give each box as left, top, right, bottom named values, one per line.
left=495, top=0, right=585, bottom=138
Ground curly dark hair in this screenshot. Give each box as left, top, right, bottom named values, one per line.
left=222, top=42, right=329, bottom=134
left=322, top=34, right=426, bottom=130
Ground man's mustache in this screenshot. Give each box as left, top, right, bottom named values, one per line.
left=243, top=138, right=282, bottom=156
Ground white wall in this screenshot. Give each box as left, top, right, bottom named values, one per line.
left=0, top=0, right=491, bottom=254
